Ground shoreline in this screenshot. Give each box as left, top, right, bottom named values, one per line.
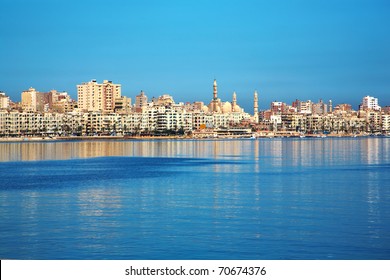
left=0, top=133, right=384, bottom=142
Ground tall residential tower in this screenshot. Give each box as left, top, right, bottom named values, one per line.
left=77, top=79, right=121, bottom=112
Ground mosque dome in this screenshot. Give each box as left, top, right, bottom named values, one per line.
left=233, top=104, right=242, bottom=113
left=222, top=102, right=232, bottom=113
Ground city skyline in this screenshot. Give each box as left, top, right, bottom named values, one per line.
left=2, top=77, right=389, bottom=139
left=1, top=0, right=390, bottom=111
left=1, top=78, right=388, bottom=112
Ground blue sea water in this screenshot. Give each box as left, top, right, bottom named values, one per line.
left=0, top=138, right=389, bottom=260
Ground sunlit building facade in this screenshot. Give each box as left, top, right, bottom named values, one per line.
left=77, top=80, right=121, bottom=112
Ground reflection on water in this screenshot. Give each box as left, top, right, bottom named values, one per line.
left=1, top=138, right=390, bottom=165
left=366, top=171, right=381, bottom=241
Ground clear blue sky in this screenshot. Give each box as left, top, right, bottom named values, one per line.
left=1, top=0, right=389, bottom=111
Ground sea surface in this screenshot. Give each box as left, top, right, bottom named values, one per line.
left=0, top=137, right=389, bottom=260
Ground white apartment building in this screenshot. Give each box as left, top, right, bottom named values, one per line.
left=366, top=110, right=382, bottom=132
left=348, top=116, right=366, bottom=133
left=122, top=112, right=153, bottom=134
left=213, top=113, right=230, bottom=128
left=291, top=114, right=306, bottom=131
left=382, top=114, right=390, bottom=133
left=156, top=108, right=182, bottom=132
left=306, top=115, right=323, bottom=132
left=190, top=111, right=249, bottom=130
left=362, top=96, right=381, bottom=111
left=0, top=111, right=8, bottom=134
left=230, top=112, right=251, bottom=125
left=270, top=114, right=282, bottom=131
left=298, top=100, right=313, bottom=114
left=192, top=112, right=214, bottom=129
left=0, top=111, right=66, bottom=136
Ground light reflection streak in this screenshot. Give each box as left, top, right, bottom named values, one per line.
left=366, top=171, right=381, bottom=240
left=0, top=138, right=388, bottom=165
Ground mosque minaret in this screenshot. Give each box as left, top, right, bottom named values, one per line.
left=212, top=79, right=219, bottom=112
left=253, top=90, right=259, bottom=123
left=208, top=79, right=244, bottom=114
left=232, top=91, right=237, bottom=112
left=213, top=79, right=218, bottom=101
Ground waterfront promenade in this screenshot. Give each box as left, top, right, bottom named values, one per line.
left=0, top=132, right=381, bottom=142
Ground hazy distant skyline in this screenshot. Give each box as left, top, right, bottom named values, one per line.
left=1, top=0, right=389, bottom=111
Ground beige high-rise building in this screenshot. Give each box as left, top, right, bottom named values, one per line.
left=115, top=96, right=132, bottom=113
left=0, top=92, right=10, bottom=109
left=22, top=87, right=39, bottom=112
left=50, top=90, right=76, bottom=113
left=22, top=88, right=62, bottom=112
left=135, top=90, right=148, bottom=112
left=77, top=80, right=121, bottom=112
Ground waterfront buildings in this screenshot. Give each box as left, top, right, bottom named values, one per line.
left=382, top=114, right=390, bottom=132
left=1, top=81, right=389, bottom=137
left=361, top=95, right=381, bottom=111
left=77, top=79, right=121, bottom=112
left=135, top=90, right=148, bottom=112
left=0, top=92, right=10, bottom=109
left=21, top=88, right=43, bottom=112
left=207, top=79, right=244, bottom=114
left=297, top=100, right=313, bottom=114
left=253, top=90, right=259, bottom=124
left=20, top=88, right=76, bottom=113
left=50, top=90, right=77, bottom=113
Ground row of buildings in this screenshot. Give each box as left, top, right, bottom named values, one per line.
left=0, top=80, right=389, bottom=137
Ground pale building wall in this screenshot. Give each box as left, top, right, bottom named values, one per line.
left=21, top=88, right=38, bottom=112
left=362, top=96, right=380, bottom=111
left=382, top=115, right=390, bottom=132
left=77, top=80, right=121, bottom=112
left=0, top=92, right=10, bottom=109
